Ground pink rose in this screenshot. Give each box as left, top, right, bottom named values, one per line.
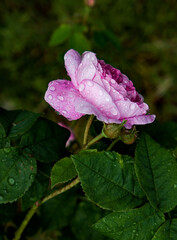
left=45, top=49, right=155, bottom=129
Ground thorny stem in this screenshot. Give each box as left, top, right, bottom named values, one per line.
left=13, top=177, right=80, bottom=240
left=106, top=137, right=120, bottom=151
left=83, top=115, right=95, bottom=146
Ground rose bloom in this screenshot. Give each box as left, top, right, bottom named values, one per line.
left=45, top=49, right=155, bottom=129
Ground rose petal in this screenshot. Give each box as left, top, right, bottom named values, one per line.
left=124, top=114, right=156, bottom=129
left=115, top=101, right=149, bottom=119
left=44, top=80, right=84, bottom=120
left=76, top=52, right=97, bottom=84
left=64, top=49, right=81, bottom=87
left=78, top=79, right=120, bottom=119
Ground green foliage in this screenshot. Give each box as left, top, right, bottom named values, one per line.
left=40, top=190, right=77, bottom=231
left=93, top=203, right=165, bottom=240
left=0, top=108, right=40, bottom=138
left=72, top=150, right=144, bottom=211
left=49, top=24, right=72, bottom=46
left=0, top=147, right=37, bottom=204
left=71, top=201, right=108, bottom=240
left=135, top=133, right=177, bottom=212
left=152, top=219, right=177, bottom=240
left=51, top=157, right=77, bottom=188
left=20, top=117, right=70, bottom=163
left=0, top=108, right=69, bottom=206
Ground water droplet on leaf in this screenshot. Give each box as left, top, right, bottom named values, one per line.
left=8, top=177, right=15, bottom=185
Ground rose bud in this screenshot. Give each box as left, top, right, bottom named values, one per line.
left=120, top=126, right=138, bottom=145
left=45, top=49, right=155, bottom=129
left=102, top=121, right=127, bottom=139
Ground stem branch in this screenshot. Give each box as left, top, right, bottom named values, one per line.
left=83, top=115, right=95, bottom=146
left=13, top=177, right=80, bottom=240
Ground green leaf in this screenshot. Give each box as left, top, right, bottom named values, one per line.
left=40, top=190, right=77, bottom=230
left=152, top=219, right=177, bottom=240
left=0, top=147, right=37, bottom=203
left=72, top=151, right=144, bottom=211
left=135, top=133, right=177, bottom=212
left=70, top=32, right=91, bottom=54
left=20, top=118, right=70, bottom=163
left=139, top=121, right=177, bottom=149
left=0, top=108, right=40, bottom=138
left=49, top=24, right=72, bottom=46
left=51, top=157, right=77, bottom=188
left=21, top=170, right=49, bottom=211
left=93, top=203, right=165, bottom=240
left=71, top=201, right=108, bottom=240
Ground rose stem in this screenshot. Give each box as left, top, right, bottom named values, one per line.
left=106, top=137, right=120, bottom=151
left=83, top=115, right=95, bottom=146
left=84, top=132, right=105, bottom=149
left=13, top=177, right=80, bottom=240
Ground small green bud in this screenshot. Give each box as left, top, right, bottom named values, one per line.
left=102, top=120, right=127, bottom=139
left=120, top=126, right=138, bottom=145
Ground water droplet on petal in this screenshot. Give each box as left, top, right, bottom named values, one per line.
left=111, top=79, right=116, bottom=84
left=57, top=95, right=64, bottom=101
left=111, top=108, right=118, bottom=115
left=64, top=55, right=68, bottom=60
left=50, top=86, right=56, bottom=91
left=8, top=177, right=15, bottom=185
left=62, top=110, right=67, bottom=115
left=79, top=84, right=85, bottom=92
left=130, top=103, right=135, bottom=111
left=106, top=97, right=110, bottom=102
left=99, top=90, right=103, bottom=96
left=48, top=94, right=53, bottom=100
left=87, top=81, right=94, bottom=87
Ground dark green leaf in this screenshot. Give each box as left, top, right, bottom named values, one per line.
left=51, top=157, right=77, bottom=188
left=72, top=151, right=144, bottom=211
left=71, top=201, right=108, bottom=240
left=21, top=170, right=49, bottom=211
left=70, top=32, right=91, bottom=54
left=0, top=147, right=37, bottom=203
left=40, top=190, right=77, bottom=230
left=0, top=108, right=40, bottom=138
left=135, top=133, right=177, bottom=212
left=93, top=203, right=165, bottom=240
left=152, top=219, right=177, bottom=240
left=49, top=24, right=72, bottom=46
left=20, top=118, right=70, bottom=162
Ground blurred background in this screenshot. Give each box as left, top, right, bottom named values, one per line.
left=0, top=0, right=177, bottom=123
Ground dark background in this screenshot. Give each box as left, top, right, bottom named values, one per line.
left=0, top=0, right=177, bottom=122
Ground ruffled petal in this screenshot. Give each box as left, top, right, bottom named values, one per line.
left=115, top=101, right=149, bottom=119
left=78, top=79, right=120, bottom=119
left=76, top=52, right=97, bottom=84
left=124, top=114, right=156, bottom=129
left=64, top=49, right=81, bottom=87
left=44, top=80, right=84, bottom=120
